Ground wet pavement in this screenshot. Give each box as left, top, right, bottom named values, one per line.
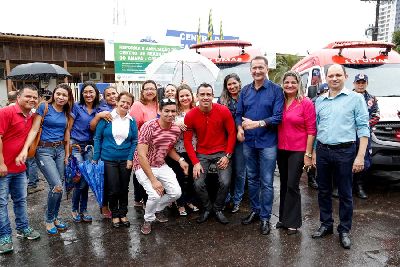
left=1, top=173, right=399, bottom=267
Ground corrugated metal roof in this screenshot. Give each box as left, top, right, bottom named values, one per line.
left=0, top=32, right=104, bottom=44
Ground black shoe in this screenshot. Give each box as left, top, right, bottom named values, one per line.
left=287, top=228, right=298, bottom=235
left=215, top=211, right=229, bottom=224
left=120, top=218, right=131, bottom=228
left=332, top=188, right=339, bottom=198
left=311, top=225, right=333, bottom=238
left=275, top=221, right=284, bottom=229
left=111, top=221, right=121, bottom=228
left=339, top=233, right=351, bottom=249
left=196, top=210, right=211, bottom=224
left=241, top=212, right=260, bottom=225
left=260, top=220, right=271, bottom=235
left=356, top=185, right=368, bottom=199
left=308, top=175, right=318, bottom=189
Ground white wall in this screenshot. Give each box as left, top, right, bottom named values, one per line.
left=0, top=80, right=7, bottom=107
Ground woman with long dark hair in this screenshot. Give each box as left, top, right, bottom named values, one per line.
left=218, top=73, right=246, bottom=213
left=17, top=83, right=74, bottom=235
left=66, top=81, right=100, bottom=223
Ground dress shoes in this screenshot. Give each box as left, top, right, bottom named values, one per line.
left=356, top=184, right=368, bottom=199
left=339, top=233, right=351, bottom=249
left=215, top=211, right=229, bottom=225
left=287, top=228, right=298, bottom=235
left=275, top=221, right=284, bottom=229
left=241, top=212, right=260, bottom=225
left=260, top=220, right=271, bottom=235
left=120, top=218, right=131, bottom=228
left=111, top=221, right=121, bottom=228
left=196, top=210, right=211, bottom=224
left=311, top=225, right=333, bottom=238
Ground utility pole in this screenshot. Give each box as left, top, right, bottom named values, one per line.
left=361, top=0, right=393, bottom=41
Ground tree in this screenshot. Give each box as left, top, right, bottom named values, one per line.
left=392, top=30, right=400, bottom=53
left=269, top=54, right=303, bottom=84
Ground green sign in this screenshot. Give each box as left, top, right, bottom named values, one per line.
left=114, top=43, right=180, bottom=81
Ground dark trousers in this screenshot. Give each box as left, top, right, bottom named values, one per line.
left=104, top=160, right=131, bottom=218
left=194, top=152, right=231, bottom=211
left=166, top=152, right=196, bottom=207
left=277, top=150, right=304, bottom=228
left=316, top=143, right=356, bottom=233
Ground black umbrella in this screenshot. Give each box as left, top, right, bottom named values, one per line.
left=7, top=62, right=71, bottom=80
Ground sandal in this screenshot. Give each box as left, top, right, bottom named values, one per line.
left=178, top=206, right=187, bottom=216
left=187, top=203, right=199, bottom=212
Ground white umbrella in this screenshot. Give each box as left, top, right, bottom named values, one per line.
left=145, top=49, right=220, bottom=89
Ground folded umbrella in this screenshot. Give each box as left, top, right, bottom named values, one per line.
left=78, top=145, right=104, bottom=206
left=64, top=145, right=82, bottom=199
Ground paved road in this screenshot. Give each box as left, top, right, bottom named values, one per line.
left=1, top=173, right=399, bottom=267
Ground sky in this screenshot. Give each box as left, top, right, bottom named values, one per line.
left=0, top=0, right=377, bottom=56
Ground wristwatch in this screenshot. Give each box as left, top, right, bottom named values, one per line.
left=305, top=152, right=312, bottom=158
left=225, top=153, right=232, bottom=160
left=259, top=120, right=266, bottom=127
left=178, top=157, right=185, bottom=162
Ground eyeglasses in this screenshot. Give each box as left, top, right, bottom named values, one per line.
left=161, top=98, right=176, bottom=104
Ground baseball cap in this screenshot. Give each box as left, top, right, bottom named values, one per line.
left=318, top=83, right=329, bottom=94
left=354, top=73, right=368, bottom=83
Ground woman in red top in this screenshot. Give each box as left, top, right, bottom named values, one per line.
left=276, top=71, right=316, bottom=235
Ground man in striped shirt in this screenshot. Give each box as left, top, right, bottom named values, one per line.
left=133, top=98, right=189, bottom=235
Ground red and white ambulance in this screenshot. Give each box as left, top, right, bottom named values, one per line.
left=292, top=41, right=400, bottom=178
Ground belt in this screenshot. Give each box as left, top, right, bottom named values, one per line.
left=38, top=140, right=65, bottom=148
left=317, top=141, right=355, bottom=149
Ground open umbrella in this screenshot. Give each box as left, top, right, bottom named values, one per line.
left=78, top=145, right=104, bottom=206
left=7, top=62, right=71, bottom=80
left=145, top=49, right=219, bottom=89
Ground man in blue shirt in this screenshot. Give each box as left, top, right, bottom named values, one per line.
left=235, top=56, right=284, bottom=235
left=311, top=64, right=370, bottom=249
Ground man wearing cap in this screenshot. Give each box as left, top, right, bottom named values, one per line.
left=352, top=73, right=380, bottom=199
left=311, top=64, right=370, bottom=249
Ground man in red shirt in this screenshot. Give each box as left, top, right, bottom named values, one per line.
left=0, top=85, right=41, bottom=254
left=184, top=83, right=236, bottom=224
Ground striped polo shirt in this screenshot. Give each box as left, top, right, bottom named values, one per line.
left=133, top=118, right=181, bottom=171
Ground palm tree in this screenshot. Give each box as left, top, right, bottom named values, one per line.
left=269, top=54, right=303, bottom=84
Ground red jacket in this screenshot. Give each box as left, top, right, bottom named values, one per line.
left=184, top=103, right=236, bottom=165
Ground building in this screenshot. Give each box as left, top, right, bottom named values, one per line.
left=377, top=0, right=400, bottom=42
left=0, top=32, right=115, bottom=105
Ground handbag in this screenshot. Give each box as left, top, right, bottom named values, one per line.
left=27, top=102, right=49, bottom=158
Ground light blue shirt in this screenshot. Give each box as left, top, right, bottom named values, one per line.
left=315, top=87, right=370, bottom=145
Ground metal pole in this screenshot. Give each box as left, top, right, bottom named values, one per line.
left=373, top=0, right=381, bottom=41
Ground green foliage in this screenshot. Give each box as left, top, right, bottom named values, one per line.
left=392, top=30, right=400, bottom=53
left=269, top=54, right=303, bottom=84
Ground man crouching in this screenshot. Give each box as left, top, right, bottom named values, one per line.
left=133, top=98, right=188, bottom=235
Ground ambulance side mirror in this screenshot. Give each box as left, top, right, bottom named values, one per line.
left=307, top=86, right=317, bottom=99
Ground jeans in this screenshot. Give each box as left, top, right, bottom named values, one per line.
left=243, top=144, right=277, bottom=221
left=0, top=172, right=29, bottom=238
left=136, top=164, right=181, bottom=222
left=104, top=160, right=131, bottom=218
left=71, top=140, right=92, bottom=213
left=194, top=152, right=231, bottom=212
left=36, top=145, right=65, bottom=223
left=225, top=142, right=246, bottom=206
left=26, top=157, right=39, bottom=188
left=316, top=142, right=356, bottom=233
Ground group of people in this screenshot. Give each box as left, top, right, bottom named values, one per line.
left=0, top=55, right=378, bottom=254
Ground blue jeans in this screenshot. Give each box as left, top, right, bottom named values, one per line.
left=226, top=141, right=246, bottom=206
left=26, top=157, right=39, bottom=188
left=36, top=145, right=65, bottom=223
left=71, top=140, right=92, bottom=213
left=0, top=172, right=29, bottom=238
left=243, top=144, right=277, bottom=220
left=316, top=142, right=356, bottom=233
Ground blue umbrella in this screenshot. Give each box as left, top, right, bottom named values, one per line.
left=78, top=145, right=104, bottom=206
left=65, top=145, right=82, bottom=199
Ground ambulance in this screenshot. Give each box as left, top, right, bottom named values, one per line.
left=292, top=41, right=400, bottom=178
